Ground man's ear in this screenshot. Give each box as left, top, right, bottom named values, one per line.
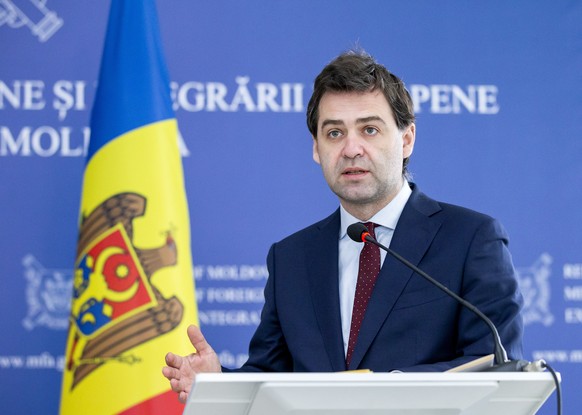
left=402, top=123, right=416, bottom=158
left=312, top=136, right=321, bottom=165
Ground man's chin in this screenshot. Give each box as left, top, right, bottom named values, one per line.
left=334, top=190, right=379, bottom=206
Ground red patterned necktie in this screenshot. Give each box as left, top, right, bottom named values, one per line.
left=346, top=222, right=381, bottom=367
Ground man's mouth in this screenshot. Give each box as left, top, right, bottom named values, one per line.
left=342, top=168, right=368, bottom=176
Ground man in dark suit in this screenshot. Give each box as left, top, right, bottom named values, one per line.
left=162, top=50, right=524, bottom=403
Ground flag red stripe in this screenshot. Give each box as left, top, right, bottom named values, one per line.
left=118, top=390, right=184, bottom=415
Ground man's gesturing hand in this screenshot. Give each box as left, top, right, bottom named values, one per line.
left=162, top=325, right=222, bottom=403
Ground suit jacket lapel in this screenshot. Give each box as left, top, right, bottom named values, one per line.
left=349, top=186, right=443, bottom=369
left=306, top=210, right=347, bottom=372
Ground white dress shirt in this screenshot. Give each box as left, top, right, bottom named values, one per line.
left=338, top=181, right=412, bottom=356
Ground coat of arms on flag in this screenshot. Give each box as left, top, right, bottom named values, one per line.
left=67, top=192, right=184, bottom=388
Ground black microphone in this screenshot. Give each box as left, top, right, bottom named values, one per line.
left=347, top=222, right=537, bottom=371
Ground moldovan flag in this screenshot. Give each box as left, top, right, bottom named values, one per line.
left=60, top=1, right=197, bottom=414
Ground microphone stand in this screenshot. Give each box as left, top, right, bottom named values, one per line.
left=348, top=222, right=538, bottom=371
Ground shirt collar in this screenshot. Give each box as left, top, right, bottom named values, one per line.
left=339, top=181, right=412, bottom=239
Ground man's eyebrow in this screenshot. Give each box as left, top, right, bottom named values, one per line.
left=356, top=115, right=386, bottom=125
left=320, top=119, right=344, bottom=130
left=320, top=116, right=387, bottom=131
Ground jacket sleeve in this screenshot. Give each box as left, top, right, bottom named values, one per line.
left=397, top=216, right=524, bottom=372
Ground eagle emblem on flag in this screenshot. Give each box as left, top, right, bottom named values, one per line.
left=66, top=192, right=184, bottom=389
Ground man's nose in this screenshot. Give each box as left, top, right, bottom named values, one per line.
left=342, top=132, right=364, bottom=159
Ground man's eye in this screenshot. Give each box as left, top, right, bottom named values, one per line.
left=364, top=127, right=378, bottom=136
left=328, top=130, right=342, bottom=139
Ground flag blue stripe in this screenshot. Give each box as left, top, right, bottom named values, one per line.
left=88, top=0, right=173, bottom=162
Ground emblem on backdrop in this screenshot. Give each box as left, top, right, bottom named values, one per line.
left=0, top=0, right=63, bottom=42
left=22, top=254, right=72, bottom=330
left=516, top=253, right=554, bottom=327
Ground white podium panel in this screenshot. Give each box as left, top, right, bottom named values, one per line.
left=184, top=372, right=558, bottom=415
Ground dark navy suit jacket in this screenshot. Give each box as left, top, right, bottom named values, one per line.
left=236, top=184, right=524, bottom=372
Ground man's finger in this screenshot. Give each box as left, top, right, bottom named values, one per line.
left=187, top=324, right=213, bottom=355
left=165, top=352, right=183, bottom=368
left=170, top=378, right=184, bottom=393
left=164, top=352, right=174, bottom=365
left=161, top=365, right=178, bottom=380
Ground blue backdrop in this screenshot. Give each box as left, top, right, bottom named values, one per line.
left=1, top=1, right=581, bottom=414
